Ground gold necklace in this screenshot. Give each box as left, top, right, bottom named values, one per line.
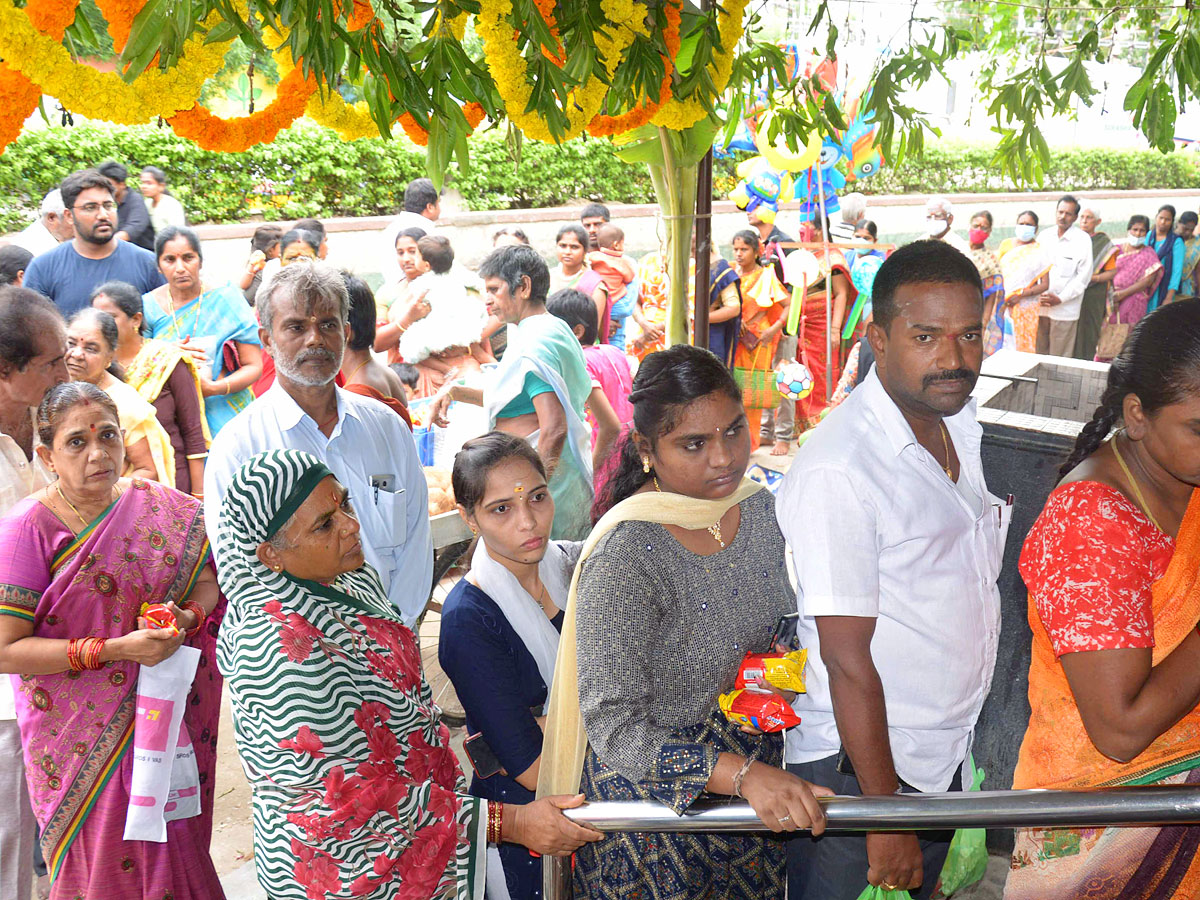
left=653, top=476, right=726, bottom=548
left=1112, top=434, right=1163, bottom=531
left=55, top=482, right=92, bottom=531
left=167, top=288, right=204, bottom=341
left=939, top=422, right=954, bottom=479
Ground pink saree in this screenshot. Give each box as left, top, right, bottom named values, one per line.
left=0, top=480, right=225, bottom=899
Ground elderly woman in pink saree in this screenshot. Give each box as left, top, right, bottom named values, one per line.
left=0, top=382, right=224, bottom=900
left=1111, top=215, right=1165, bottom=328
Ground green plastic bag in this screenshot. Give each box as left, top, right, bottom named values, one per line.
left=854, top=886, right=913, bottom=900
left=938, top=754, right=989, bottom=896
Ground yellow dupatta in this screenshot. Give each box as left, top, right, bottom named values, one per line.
left=536, top=478, right=765, bottom=798
left=123, top=338, right=211, bottom=447
left=100, top=377, right=177, bottom=488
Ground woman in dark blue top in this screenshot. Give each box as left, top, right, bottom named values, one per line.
left=439, top=432, right=595, bottom=900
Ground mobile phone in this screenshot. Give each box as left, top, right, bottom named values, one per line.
left=836, top=746, right=856, bottom=777
left=768, top=612, right=801, bottom=652
left=463, top=732, right=504, bottom=779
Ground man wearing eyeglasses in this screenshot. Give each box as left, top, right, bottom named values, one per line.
left=22, top=169, right=165, bottom=317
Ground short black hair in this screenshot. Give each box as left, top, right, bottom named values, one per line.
left=390, top=362, right=419, bottom=389
left=1058, top=194, right=1081, bottom=216
left=281, top=229, right=321, bottom=255
left=546, top=287, right=598, bottom=345
left=871, top=239, right=983, bottom=333
left=479, top=245, right=551, bottom=306
left=90, top=280, right=147, bottom=335
left=154, top=225, right=203, bottom=262
left=1181, top=211, right=1199, bottom=227
left=0, top=245, right=33, bottom=285
left=403, top=178, right=440, bottom=214
left=96, top=160, right=129, bottom=183
left=1128, top=214, right=1151, bottom=231
left=417, top=235, right=454, bottom=275
left=580, top=202, right=610, bottom=221
left=341, top=272, right=376, bottom=350
left=293, top=217, right=326, bottom=239
left=60, top=169, right=115, bottom=210
left=141, top=165, right=167, bottom=185
left=251, top=224, right=283, bottom=254
left=0, top=286, right=61, bottom=373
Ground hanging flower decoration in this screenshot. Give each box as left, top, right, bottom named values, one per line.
left=0, top=67, right=41, bottom=153
left=587, top=0, right=680, bottom=137
left=168, top=58, right=318, bottom=152
left=477, top=0, right=643, bottom=143
left=305, top=90, right=383, bottom=141
left=0, top=1, right=231, bottom=124
left=345, top=0, right=375, bottom=31
left=651, top=0, right=748, bottom=131
left=24, top=0, right=76, bottom=41
left=93, top=0, right=145, bottom=51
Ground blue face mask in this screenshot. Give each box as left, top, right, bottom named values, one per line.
left=1015, top=223, right=1037, bottom=243
left=1128, top=233, right=1146, bottom=247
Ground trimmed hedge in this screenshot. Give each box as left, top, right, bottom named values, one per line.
left=1, top=123, right=1197, bottom=233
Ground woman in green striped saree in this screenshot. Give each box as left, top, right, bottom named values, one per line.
left=214, top=449, right=599, bottom=900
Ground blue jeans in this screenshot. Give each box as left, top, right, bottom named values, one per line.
left=786, top=754, right=961, bottom=900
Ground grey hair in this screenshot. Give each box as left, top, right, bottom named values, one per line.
left=257, top=260, right=350, bottom=333
left=926, top=196, right=953, bottom=217
left=841, top=192, right=867, bottom=222
left=40, top=189, right=65, bottom=217
left=478, top=245, right=550, bottom=306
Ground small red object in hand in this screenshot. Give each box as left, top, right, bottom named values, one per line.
left=719, top=689, right=802, bottom=733
left=140, top=603, right=179, bottom=634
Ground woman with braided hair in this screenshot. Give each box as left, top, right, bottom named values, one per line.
left=1006, top=298, right=1200, bottom=899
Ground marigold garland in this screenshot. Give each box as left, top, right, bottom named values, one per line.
left=651, top=0, right=747, bottom=130
left=478, top=0, right=642, bottom=143
left=93, top=0, right=142, bottom=51
left=0, top=1, right=230, bottom=123
left=305, top=90, right=382, bottom=141
left=168, top=59, right=317, bottom=151
left=0, top=65, right=41, bottom=153
left=24, top=0, right=75, bottom=40
left=587, top=0, right=680, bottom=137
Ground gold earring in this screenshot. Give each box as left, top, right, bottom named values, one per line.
left=642, top=458, right=651, bottom=474
left=273, top=564, right=282, bottom=572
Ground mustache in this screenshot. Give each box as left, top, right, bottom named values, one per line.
left=295, top=348, right=338, bottom=365
left=923, top=368, right=975, bottom=389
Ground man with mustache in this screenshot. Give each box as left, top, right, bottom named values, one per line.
left=22, top=169, right=164, bottom=317
left=776, top=240, right=1009, bottom=900
left=203, top=261, right=432, bottom=624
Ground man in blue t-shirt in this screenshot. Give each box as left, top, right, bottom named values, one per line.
left=23, top=169, right=165, bottom=317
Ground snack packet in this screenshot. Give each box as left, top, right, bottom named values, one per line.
left=735, top=648, right=808, bottom=693
left=719, top=689, right=802, bottom=732
left=140, top=602, right=179, bottom=635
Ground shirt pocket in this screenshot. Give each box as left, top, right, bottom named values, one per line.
left=375, top=487, right=408, bottom=547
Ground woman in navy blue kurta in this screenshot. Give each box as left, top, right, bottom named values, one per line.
left=440, top=581, right=564, bottom=899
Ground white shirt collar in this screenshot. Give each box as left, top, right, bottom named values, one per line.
left=857, top=366, right=981, bottom=459
left=266, top=382, right=362, bottom=433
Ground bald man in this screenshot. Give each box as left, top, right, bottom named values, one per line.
left=1074, top=208, right=1118, bottom=360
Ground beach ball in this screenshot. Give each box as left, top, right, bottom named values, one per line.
left=775, top=360, right=814, bottom=400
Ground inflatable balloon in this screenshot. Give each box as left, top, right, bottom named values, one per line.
left=775, top=360, right=815, bottom=400
left=783, top=249, right=822, bottom=334
left=714, top=118, right=759, bottom=159
left=796, top=138, right=847, bottom=222
left=842, top=254, right=883, bottom=339
left=729, top=156, right=794, bottom=225
left=755, top=109, right=822, bottom=172
left=840, top=109, right=885, bottom=182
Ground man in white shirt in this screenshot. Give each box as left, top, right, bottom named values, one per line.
left=204, top=262, right=432, bottom=624
left=777, top=240, right=1008, bottom=900
left=10, top=188, right=74, bottom=257
left=924, top=196, right=971, bottom=254
left=379, top=178, right=441, bottom=285
left=832, top=191, right=867, bottom=243
left=1036, top=194, right=1093, bottom=357
left=0, top=287, right=68, bottom=900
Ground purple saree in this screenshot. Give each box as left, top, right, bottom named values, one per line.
left=0, top=479, right=225, bottom=900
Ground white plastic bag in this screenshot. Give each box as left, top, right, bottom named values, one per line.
left=123, top=645, right=201, bottom=842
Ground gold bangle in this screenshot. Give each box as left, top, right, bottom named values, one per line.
left=223, top=380, right=232, bottom=395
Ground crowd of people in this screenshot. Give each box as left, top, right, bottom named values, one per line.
left=2, top=163, right=1200, bottom=900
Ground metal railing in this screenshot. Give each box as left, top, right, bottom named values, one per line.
left=543, top=786, right=1200, bottom=899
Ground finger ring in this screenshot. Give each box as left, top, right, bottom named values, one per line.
left=778, top=815, right=791, bottom=823
left=881, top=884, right=898, bottom=892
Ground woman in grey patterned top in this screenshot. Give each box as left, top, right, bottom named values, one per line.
left=573, top=345, right=831, bottom=900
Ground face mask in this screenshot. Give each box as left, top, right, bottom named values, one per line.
left=968, top=228, right=989, bottom=245
left=926, top=217, right=948, bottom=237
left=1015, top=224, right=1037, bottom=243
left=1128, top=233, right=1146, bottom=247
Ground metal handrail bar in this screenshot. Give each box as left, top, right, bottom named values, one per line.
left=544, top=786, right=1200, bottom=899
